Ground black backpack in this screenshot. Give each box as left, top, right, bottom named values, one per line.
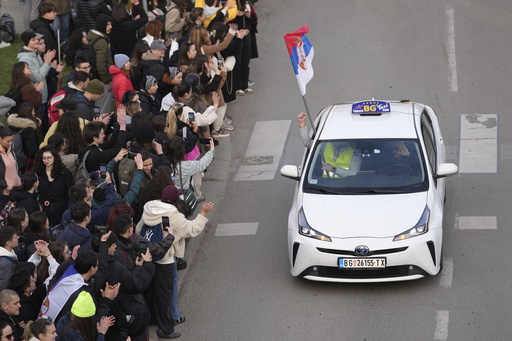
left=50, top=219, right=74, bottom=241
left=77, top=38, right=101, bottom=79
left=4, top=83, right=29, bottom=115
left=0, top=13, right=16, bottom=43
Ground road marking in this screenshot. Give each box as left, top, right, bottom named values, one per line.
left=235, top=120, right=291, bottom=181
left=439, top=258, right=453, bottom=288
left=435, top=310, right=449, bottom=340
left=446, top=6, right=458, bottom=92
left=458, top=114, right=498, bottom=173
left=215, top=223, right=259, bottom=237
left=457, top=216, right=497, bottom=229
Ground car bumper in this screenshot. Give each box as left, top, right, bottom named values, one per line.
left=288, top=230, right=442, bottom=283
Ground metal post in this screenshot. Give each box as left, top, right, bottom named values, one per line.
left=302, top=95, right=316, bottom=135
left=57, top=29, right=61, bottom=64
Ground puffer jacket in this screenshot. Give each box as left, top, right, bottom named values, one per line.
left=135, top=199, right=208, bottom=263
left=7, top=114, right=39, bottom=159
left=109, top=65, right=134, bottom=107
left=8, top=189, right=40, bottom=216
left=57, top=223, right=93, bottom=252
left=30, top=17, right=58, bottom=55
left=77, top=0, right=111, bottom=31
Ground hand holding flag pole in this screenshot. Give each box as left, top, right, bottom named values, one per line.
left=284, top=25, right=316, bottom=133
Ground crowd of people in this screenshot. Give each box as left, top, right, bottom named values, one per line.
left=0, top=0, right=259, bottom=339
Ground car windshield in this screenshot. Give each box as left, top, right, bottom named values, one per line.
left=304, top=138, right=428, bottom=194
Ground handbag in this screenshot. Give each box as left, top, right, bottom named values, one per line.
left=179, top=163, right=198, bottom=217
left=224, top=56, right=236, bottom=71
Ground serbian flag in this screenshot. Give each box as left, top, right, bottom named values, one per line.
left=39, top=265, right=86, bottom=320
left=284, top=25, right=314, bottom=96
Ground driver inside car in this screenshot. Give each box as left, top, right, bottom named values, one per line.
left=378, top=140, right=419, bottom=176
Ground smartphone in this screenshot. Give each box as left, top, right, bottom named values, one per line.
left=199, top=137, right=210, bottom=144
left=139, top=241, right=148, bottom=256
left=127, top=151, right=137, bottom=159
left=188, top=112, right=195, bottom=122
left=218, top=59, right=224, bottom=71
left=171, top=31, right=178, bottom=40
left=99, top=165, right=106, bottom=178
left=162, top=216, right=170, bottom=228
left=93, top=106, right=100, bottom=118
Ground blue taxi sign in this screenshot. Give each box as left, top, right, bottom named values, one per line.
left=352, top=101, right=391, bottom=114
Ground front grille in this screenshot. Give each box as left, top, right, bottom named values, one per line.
left=317, top=246, right=408, bottom=256
left=300, top=265, right=427, bottom=279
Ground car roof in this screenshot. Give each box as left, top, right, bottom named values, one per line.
left=318, top=101, right=424, bottom=140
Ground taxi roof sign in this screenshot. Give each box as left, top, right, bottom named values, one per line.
left=352, top=101, right=391, bottom=114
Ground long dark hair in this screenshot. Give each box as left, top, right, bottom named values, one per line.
left=112, top=2, right=129, bottom=25
left=27, top=211, right=51, bottom=241
left=163, top=137, right=185, bottom=171
left=18, top=102, right=43, bottom=145
left=9, top=62, right=31, bottom=89
left=55, top=112, right=83, bottom=154
left=62, top=315, right=95, bottom=341
left=38, top=241, right=68, bottom=282
left=130, top=40, right=150, bottom=68
left=33, top=146, right=67, bottom=179
left=6, top=208, right=27, bottom=235
left=139, top=166, right=174, bottom=207
left=64, top=29, right=87, bottom=67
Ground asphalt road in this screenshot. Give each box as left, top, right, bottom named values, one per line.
left=175, top=0, right=512, bottom=340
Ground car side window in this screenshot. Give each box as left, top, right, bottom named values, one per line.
left=420, top=112, right=436, bottom=176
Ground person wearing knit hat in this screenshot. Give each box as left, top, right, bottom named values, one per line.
left=56, top=290, right=115, bottom=339
left=138, top=75, right=160, bottom=117
left=71, top=79, right=104, bottom=121
left=17, top=31, right=53, bottom=103
left=71, top=291, right=96, bottom=318
left=21, top=31, right=37, bottom=46
left=109, top=54, right=135, bottom=107
left=159, top=67, right=183, bottom=111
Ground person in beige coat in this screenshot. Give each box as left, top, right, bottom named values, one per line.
left=136, top=185, right=214, bottom=339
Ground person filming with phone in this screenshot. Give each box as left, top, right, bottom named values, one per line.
left=136, top=185, right=214, bottom=339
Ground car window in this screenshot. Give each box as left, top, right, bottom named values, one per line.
left=304, top=138, right=428, bottom=194
left=420, top=112, right=436, bottom=174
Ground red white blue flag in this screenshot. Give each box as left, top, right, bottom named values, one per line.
left=284, top=25, right=314, bottom=96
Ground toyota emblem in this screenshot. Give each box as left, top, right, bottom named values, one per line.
left=354, top=245, right=370, bottom=256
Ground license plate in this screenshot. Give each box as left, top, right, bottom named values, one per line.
left=338, top=258, right=386, bottom=269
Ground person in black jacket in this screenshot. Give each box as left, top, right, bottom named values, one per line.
left=7, top=103, right=42, bottom=172
left=110, top=0, right=148, bottom=58
left=138, top=75, right=161, bottom=118
left=0, top=289, right=23, bottom=341
left=8, top=172, right=41, bottom=217
left=77, top=0, right=111, bottom=31
left=29, top=2, right=58, bottom=58
left=33, top=146, right=74, bottom=227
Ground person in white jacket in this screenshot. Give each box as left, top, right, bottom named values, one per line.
left=136, top=185, right=214, bottom=339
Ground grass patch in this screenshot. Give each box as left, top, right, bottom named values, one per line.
left=0, top=38, right=23, bottom=95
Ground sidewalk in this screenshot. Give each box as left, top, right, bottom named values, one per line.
left=1, top=0, right=26, bottom=34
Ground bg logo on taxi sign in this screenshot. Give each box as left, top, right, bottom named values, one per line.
left=352, top=101, right=391, bottom=114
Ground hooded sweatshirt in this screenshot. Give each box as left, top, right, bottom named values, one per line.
left=135, top=200, right=208, bottom=263
left=0, top=246, right=18, bottom=290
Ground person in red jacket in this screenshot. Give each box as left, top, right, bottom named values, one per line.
left=109, top=54, right=135, bottom=108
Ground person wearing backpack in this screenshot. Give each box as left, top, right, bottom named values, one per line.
left=86, top=14, right=114, bottom=116
left=135, top=185, right=214, bottom=339
left=0, top=127, right=21, bottom=209
left=7, top=62, right=43, bottom=115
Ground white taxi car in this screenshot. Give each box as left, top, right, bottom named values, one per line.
left=281, top=100, right=458, bottom=283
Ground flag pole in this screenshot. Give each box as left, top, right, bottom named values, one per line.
left=302, top=94, right=316, bottom=135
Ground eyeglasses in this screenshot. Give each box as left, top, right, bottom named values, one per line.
left=42, top=156, right=54, bottom=161
left=3, top=334, right=13, bottom=340
left=79, top=65, right=91, bottom=70
left=35, top=318, right=52, bottom=336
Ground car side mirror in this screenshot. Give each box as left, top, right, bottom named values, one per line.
left=280, top=165, right=300, bottom=181
left=435, top=163, right=458, bottom=179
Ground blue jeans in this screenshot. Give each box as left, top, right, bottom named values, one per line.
left=170, top=258, right=182, bottom=320
left=52, top=12, right=70, bottom=48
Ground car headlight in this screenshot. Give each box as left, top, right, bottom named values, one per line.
left=298, top=208, right=331, bottom=242
left=393, top=206, right=430, bottom=241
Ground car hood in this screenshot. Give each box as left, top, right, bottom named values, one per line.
left=302, top=192, right=427, bottom=239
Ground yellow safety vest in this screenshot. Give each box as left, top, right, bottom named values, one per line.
left=322, top=143, right=354, bottom=178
